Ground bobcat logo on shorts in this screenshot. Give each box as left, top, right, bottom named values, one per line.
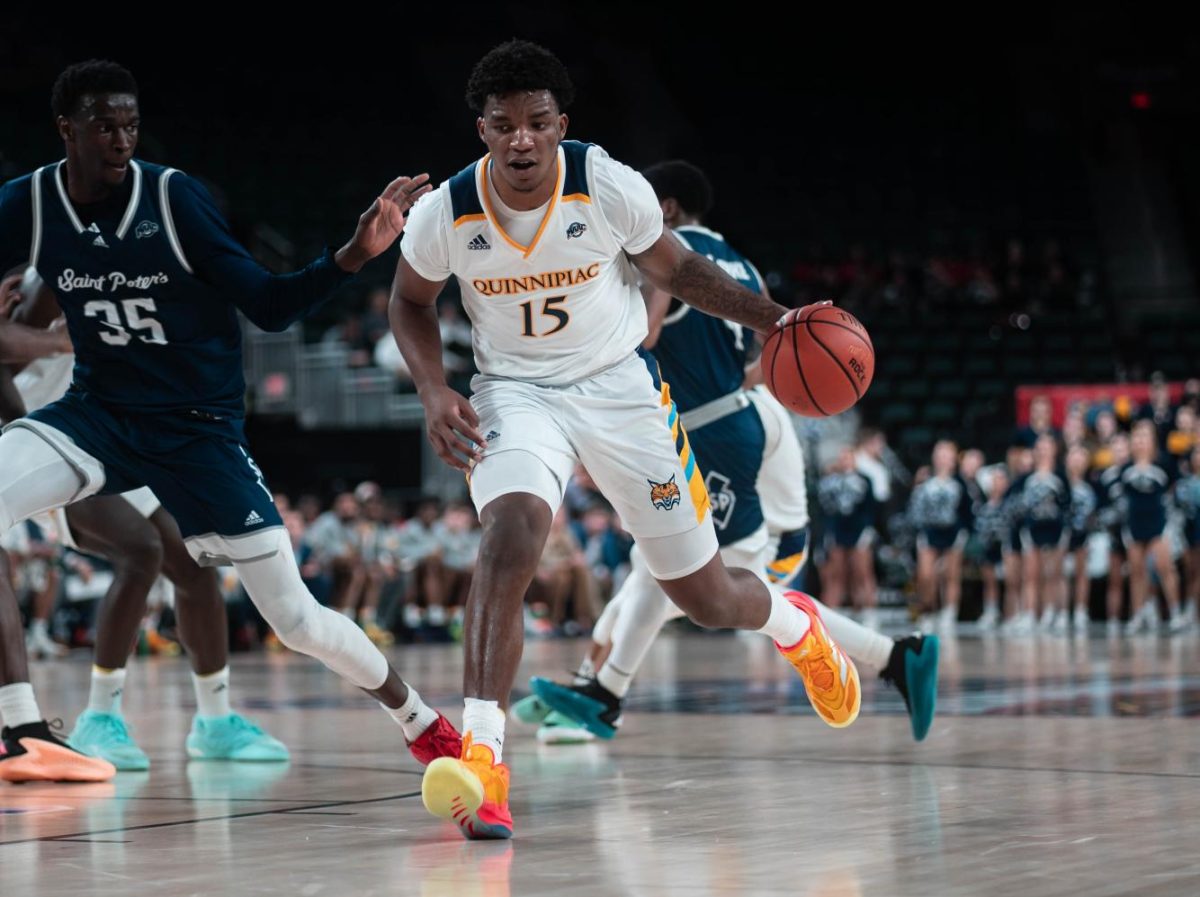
left=648, top=474, right=681, bottom=511
left=566, top=221, right=587, bottom=240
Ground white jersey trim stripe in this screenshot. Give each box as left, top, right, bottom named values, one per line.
left=53, top=160, right=85, bottom=234
left=115, top=160, right=143, bottom=240
left=158, top=169, right=194, bottom=274
left=30, top=165, right=47, bottom=269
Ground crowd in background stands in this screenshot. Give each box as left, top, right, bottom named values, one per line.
left=816, top=374, right=1200, bottom=636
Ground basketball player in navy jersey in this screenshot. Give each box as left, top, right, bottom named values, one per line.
left=392, top=41, right=862, bottom=840
left=2, top=271, right=288, bottom=770
left=0, top=60, right=461, bottom=782
left=521, top=161, right=937, bottom=746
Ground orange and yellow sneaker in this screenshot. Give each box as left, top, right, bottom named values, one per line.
left=776, top=591, right=861, bottom=728
left=421, top=732, right=513, bottom=840
left=0, top=720, right=116, bottom=783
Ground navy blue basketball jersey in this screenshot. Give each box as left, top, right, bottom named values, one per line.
left=652, top=225, right=760, bottom=412
left=0, top=160, right=349, bottom=417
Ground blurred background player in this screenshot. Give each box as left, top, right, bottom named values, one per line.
left=817, top=445, right=879, bottom=627
left=1012, top=434, right=1072, bottom=633
left=909, top=440, right=973, bottom=632
left=1120, top=420, right=1186, bottom=634
left=1098, top=432, right=1131, bottom=634
left=973, top=465, right=1010, bottom=630
left=1177, top=445, right=1200, bottom=624
left=1065, top=444, right=1099, bottom=632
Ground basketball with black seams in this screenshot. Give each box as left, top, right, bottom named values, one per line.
left=762, top=303, right=875, bottom=417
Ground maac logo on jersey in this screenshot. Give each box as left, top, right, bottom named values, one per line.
left=135, top=220, right=159, bottom=239
left=705, top=470, right=736, bottom=530
left=566, top=221, right=587, bottom=240
left=648, top=474, right=681, bottom=511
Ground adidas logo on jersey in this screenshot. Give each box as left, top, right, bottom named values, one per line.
left=468, top=234, right=491, bottom=251
left=485, top=430, right=501, bottom=443
left=244, top=510, right=264, bottom=527
left=87, top=223, right=109, bottom=248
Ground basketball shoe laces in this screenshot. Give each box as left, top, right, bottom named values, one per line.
left=787, top=629, right=845, bottom=698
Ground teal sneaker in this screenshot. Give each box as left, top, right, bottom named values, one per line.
left=68, top=710, right=151, bottom=771
left=186, top=714, right=290, bottom=762
left=536, top=711, right=596, bottom=745
left=880, top=633, right=939, bottom=742
left=509, top=694, right=552, bottom=725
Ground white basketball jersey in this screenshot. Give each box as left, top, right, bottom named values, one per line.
left=401, top=141, right=664, bottom=385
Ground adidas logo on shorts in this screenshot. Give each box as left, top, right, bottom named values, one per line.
left=244, top=510, right=264, bottom=527
left=468, top=234, right=491, bottom=251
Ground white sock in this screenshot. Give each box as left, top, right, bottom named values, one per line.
left=0, top=682, right=42, bottom=729
left=88, top=666, right=127, bottom=715
left=462, top=698, right=505, bottom=763
left=383, top=686, right=439, bottom=743
left=811, top=599, right=893, bottom=672
left=192, top=667, right=232, bottom=718
left=757, top=586, right=811, bottom=648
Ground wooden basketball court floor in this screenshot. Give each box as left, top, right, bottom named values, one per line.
left=3, top=632, right=1200, bottom=897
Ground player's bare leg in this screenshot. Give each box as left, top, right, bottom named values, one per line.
left=822, top=546, right=847, bottom=609
left=915, top=545, right=937, bottom=625
left=850, top=546, right=878, bottom=629
left=1125, top=542, right=1149, bottom=634
left=1106, top=549, right=1125, bottom=633
left=1150, top=537, right=1184, bottom=631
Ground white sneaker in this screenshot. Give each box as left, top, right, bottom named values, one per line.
left=1069, top=608, right=1089, bottom=636
left=1038, top=607, right=1057, bottom=630
left=1005, top=612, right=1035, bottom=636
left=1107, top=619, right=1121, bottom=638
left=1167, top=612, right=1192, bottom=634
left=1124, top=610, right=1150, bottom=637
left=918, top=614, right=936, bottom=634
left=426, top=605, right=447, bottom=627
left=25, top=626, right=67, bottom=659
left=1050, top=612, right=1068, bottom=636
left=977, top=605, right=999, bottom=631
left=938, top=605, right=958, bottom=633
left=402, top=605, right=424, bottom=629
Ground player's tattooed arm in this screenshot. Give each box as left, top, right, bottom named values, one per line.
left=631, top=231, right=787, bottom=333
left=389, top=258, right=485, bottom=471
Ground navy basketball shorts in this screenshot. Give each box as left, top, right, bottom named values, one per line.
left=687, top=404, right=767, bottom=549
left=17, top=390, right=282, bottom=566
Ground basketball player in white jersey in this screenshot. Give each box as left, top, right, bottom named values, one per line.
left=390, top=40, right=861, bottom=841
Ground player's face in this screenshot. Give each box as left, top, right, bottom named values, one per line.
left=1034, top=436, right=1056, bottom=467
left=1132, top=425, right=1155, bottom=460
left=59, top=93, right=139, bottom=189
left=478, top=90, right=567, bottom=197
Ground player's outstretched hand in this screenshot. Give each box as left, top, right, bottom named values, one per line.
left=336, top=174, right=433, bottom=273
left=422, top=385, right=487, bottom=472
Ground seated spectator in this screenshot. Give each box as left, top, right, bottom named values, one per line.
left=437, top=502, right=482, bottom=614
left=531, top=507, right=598, bottom=637
left=571, top=502, right=633, bottom=602
left=396, top=499, right=448, bottom=628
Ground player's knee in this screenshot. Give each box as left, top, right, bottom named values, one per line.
left=480, top=506, right=546, bottom=574
left=119, top=531, right=165, bottom=582
left=274, top=601, right=322, bottom=655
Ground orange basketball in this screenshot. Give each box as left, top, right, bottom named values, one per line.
left=761, top=303, right=875, bottom=417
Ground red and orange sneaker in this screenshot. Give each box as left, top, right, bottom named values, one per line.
left=407, top=712, right=463, bottom=766
left=0, top=720, right=116, bottom=783
left=776, top=592, right=862, bottom=728
left=421, top=732, right=513, bottom=840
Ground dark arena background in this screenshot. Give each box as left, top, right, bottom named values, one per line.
left=2, top=11, right=1199, bottom=897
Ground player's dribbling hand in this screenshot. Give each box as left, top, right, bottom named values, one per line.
left=422, top=385, right=487, bottom=471
left=336, top=174, right=434, bottom=273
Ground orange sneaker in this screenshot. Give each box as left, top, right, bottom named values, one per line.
left=0, top=720, right=116, bottom=783
left=776, top=592, right=861, bottom=728
left=421, top=732, right=513, bottom=840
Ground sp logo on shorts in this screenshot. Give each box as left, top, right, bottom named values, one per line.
left=705, top=470, right=736, bottom=530
left=566, top=221, right=587, bottom=240
left=648, top=474, right=681, bottom=511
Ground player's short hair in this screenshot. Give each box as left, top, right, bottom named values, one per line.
left=466, top=39, right=575, bottom=113
left=52, top=59, right=138, bottom=119
left=642, top=160, right=714, bottom=218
